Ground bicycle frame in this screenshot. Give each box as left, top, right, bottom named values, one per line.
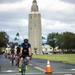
left=12, top=54, right=14, bottom=66
left=21, top=58, right=26, bottom=75
left=16, top=55, right=20, bottom=67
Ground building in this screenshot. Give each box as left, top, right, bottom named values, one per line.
left=28, top=0, right=42, bottom=54
left=42, top=45, right=53, bottom=54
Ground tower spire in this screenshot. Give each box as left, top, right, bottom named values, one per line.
left=33, top=0, right=36, bottom=3
left=31, top=0, right=38, bottom=12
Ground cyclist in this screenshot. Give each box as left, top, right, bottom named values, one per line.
left=19, top=39, right=32, bottom=72
left=15, top=45, right=21, bottom=66
left=10, top=46, right=15, bottom=63
left=4, top=50, right=8, bottom=58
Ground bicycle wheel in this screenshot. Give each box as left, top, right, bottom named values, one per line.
left=22, top=71, right=25, bottom=75
left=21, top=59, right=26, bottom=75
left=21, top=66, right=25, bottom=75
left=17, top=56, right=20, bottom=67
left=12, top=54, right=14, bottom=66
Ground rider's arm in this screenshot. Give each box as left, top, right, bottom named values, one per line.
left=14, top=49, right=17, bottom=55
left=28, top=46, right=32, bottom=56
left=20, top=47, right=23, bottom=55
left=28, top=43, right=32, bottom=56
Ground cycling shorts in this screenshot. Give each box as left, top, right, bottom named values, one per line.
left=20, top=55, right=30, bottom=58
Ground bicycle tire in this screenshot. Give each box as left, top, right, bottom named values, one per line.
left=22, top=71, right=25, bottom=75
left=12, top=54, right=14, bottom=66
left=21, top=58, right=26, bottom=75
left=17, top=57, right=19, bottom=67
left=21, top=66, right=25, bottom=75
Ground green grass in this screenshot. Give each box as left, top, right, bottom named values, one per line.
left=33, top=54, right=75, bottom=64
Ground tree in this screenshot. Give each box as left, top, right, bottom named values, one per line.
left=47, top=32, right=75, bottom=54
left=62, top=32, right=75, bottom=53
left=0, top=31, right=9, bottom=53
left=47, top=33, right=57, bottom=53
left=16, top=33, right=19, bottom=37
left=0, top=31, right=9, bottom=47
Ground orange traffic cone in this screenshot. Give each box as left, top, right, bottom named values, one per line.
left=45, top=60, right=52, bottom=74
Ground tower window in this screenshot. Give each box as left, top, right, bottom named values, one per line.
left=34, top=14, right=36, bottom=17
left=35, top=25, right=36, bottom=27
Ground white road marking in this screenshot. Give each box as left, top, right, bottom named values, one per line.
left=71, top=69, right=75, bottom=70
left=33, top=65, right=75, bottom=74
left=65, top=74, right=72, bottom=75
left=29, top=64, right=32, bottom=66
left=23, top=73, right=44, bottom=74
left=34, top=66, right=45, bottom=72
left=54, top=72, right=75, bottom=73
left=2, top=70, right=17, bottom=72
left=0, top=73, right=44, bottom=75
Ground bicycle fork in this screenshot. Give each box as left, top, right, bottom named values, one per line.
left=22, top=59, right=26, bottom=75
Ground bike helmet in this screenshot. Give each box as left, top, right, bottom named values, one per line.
left=24, top=39, right=28, bottom=43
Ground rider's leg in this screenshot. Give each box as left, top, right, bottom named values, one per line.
left=10, top=54, right=12, bottom=63
left=15, top=55, right=18, bottom=65
left=14, top=55, right=15, bottom=59
left=19, top=57, right=23, bottom=72
left=25, top=56, right=30, bottom=70
left=19, top=57, right=23, bottom=67
left=26, top=56, right=30, bottom=64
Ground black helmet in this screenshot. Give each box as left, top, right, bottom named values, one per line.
left=24, top=39, right=28, bottom=43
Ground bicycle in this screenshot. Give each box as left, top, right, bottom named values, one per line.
left=11, top=54, right=15, bottom=66
left=19, top=55, right=32, bottom=75
left=21, top=56, right=27, bottom=75
left=16, top=54, right=20, bottom=67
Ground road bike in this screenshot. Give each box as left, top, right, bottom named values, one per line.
left=11, top=54, right=15, bottom=66
left=21, top=57, right=27, bottom=75
left=16, top=55, right=20, bottom=67
left=20, top=55, right=32, bottom=75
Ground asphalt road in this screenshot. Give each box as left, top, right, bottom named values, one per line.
left=0, top=55, right=75, bottom=75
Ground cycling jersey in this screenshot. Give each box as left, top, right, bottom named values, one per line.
left=11, top=49, right=15, bottom=54
left=21, top=43, right=31, bottom=56
left=16, top=46, right=20, bottom=55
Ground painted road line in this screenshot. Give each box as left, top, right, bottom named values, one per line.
left=0, top=73, right=44, bottom=75
left=2, top=70, right=17, bottom=72
left=29, top=64, right=33, bottom=66
left=34, top=66, right=45, bottom=72
left=65, top=74, right=72, bottom=75
left=71, top=69, right=75, bottom=70
left=22, top=73, right=44, bottom=74
left=54, top=72, right=75, bottom=73
left=34, top=66, right=75, bottom=74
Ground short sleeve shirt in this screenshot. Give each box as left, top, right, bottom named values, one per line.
left=21, top=43, right=31, bottom=55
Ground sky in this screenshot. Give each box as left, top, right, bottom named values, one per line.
left=0, top=0, right=75, bottom=43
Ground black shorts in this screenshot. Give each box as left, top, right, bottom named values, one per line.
left=15, top=53, right=20, bottom=56
left=20, top=55, right=29, bottom=58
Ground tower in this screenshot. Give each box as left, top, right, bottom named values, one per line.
left=28, top=0, right=42, bottom=54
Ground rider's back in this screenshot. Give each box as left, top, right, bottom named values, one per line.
left=11, top=48, right=14, bottom=54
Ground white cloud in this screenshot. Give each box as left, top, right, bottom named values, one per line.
left=0, top=0, right=75, bottom=41
left=42, top=18, right=75, bottom=36
left=0, top=0, right=24, bottom=3
left=0, top=0, right=74, bottom=13
left=38, top=0, right=74, bottom=13
left=61, top=0, right=75, bottom=4
left=20, top=19, right=28, bottom=26
left=0, top=0, right=32, bottom=12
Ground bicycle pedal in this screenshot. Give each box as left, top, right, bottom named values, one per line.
left=19, top=68, right=22, bottom=72
left=25, top=65, right=28, bottom=70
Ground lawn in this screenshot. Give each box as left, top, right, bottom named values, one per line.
left=33, top=54, right=75, bottom=64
